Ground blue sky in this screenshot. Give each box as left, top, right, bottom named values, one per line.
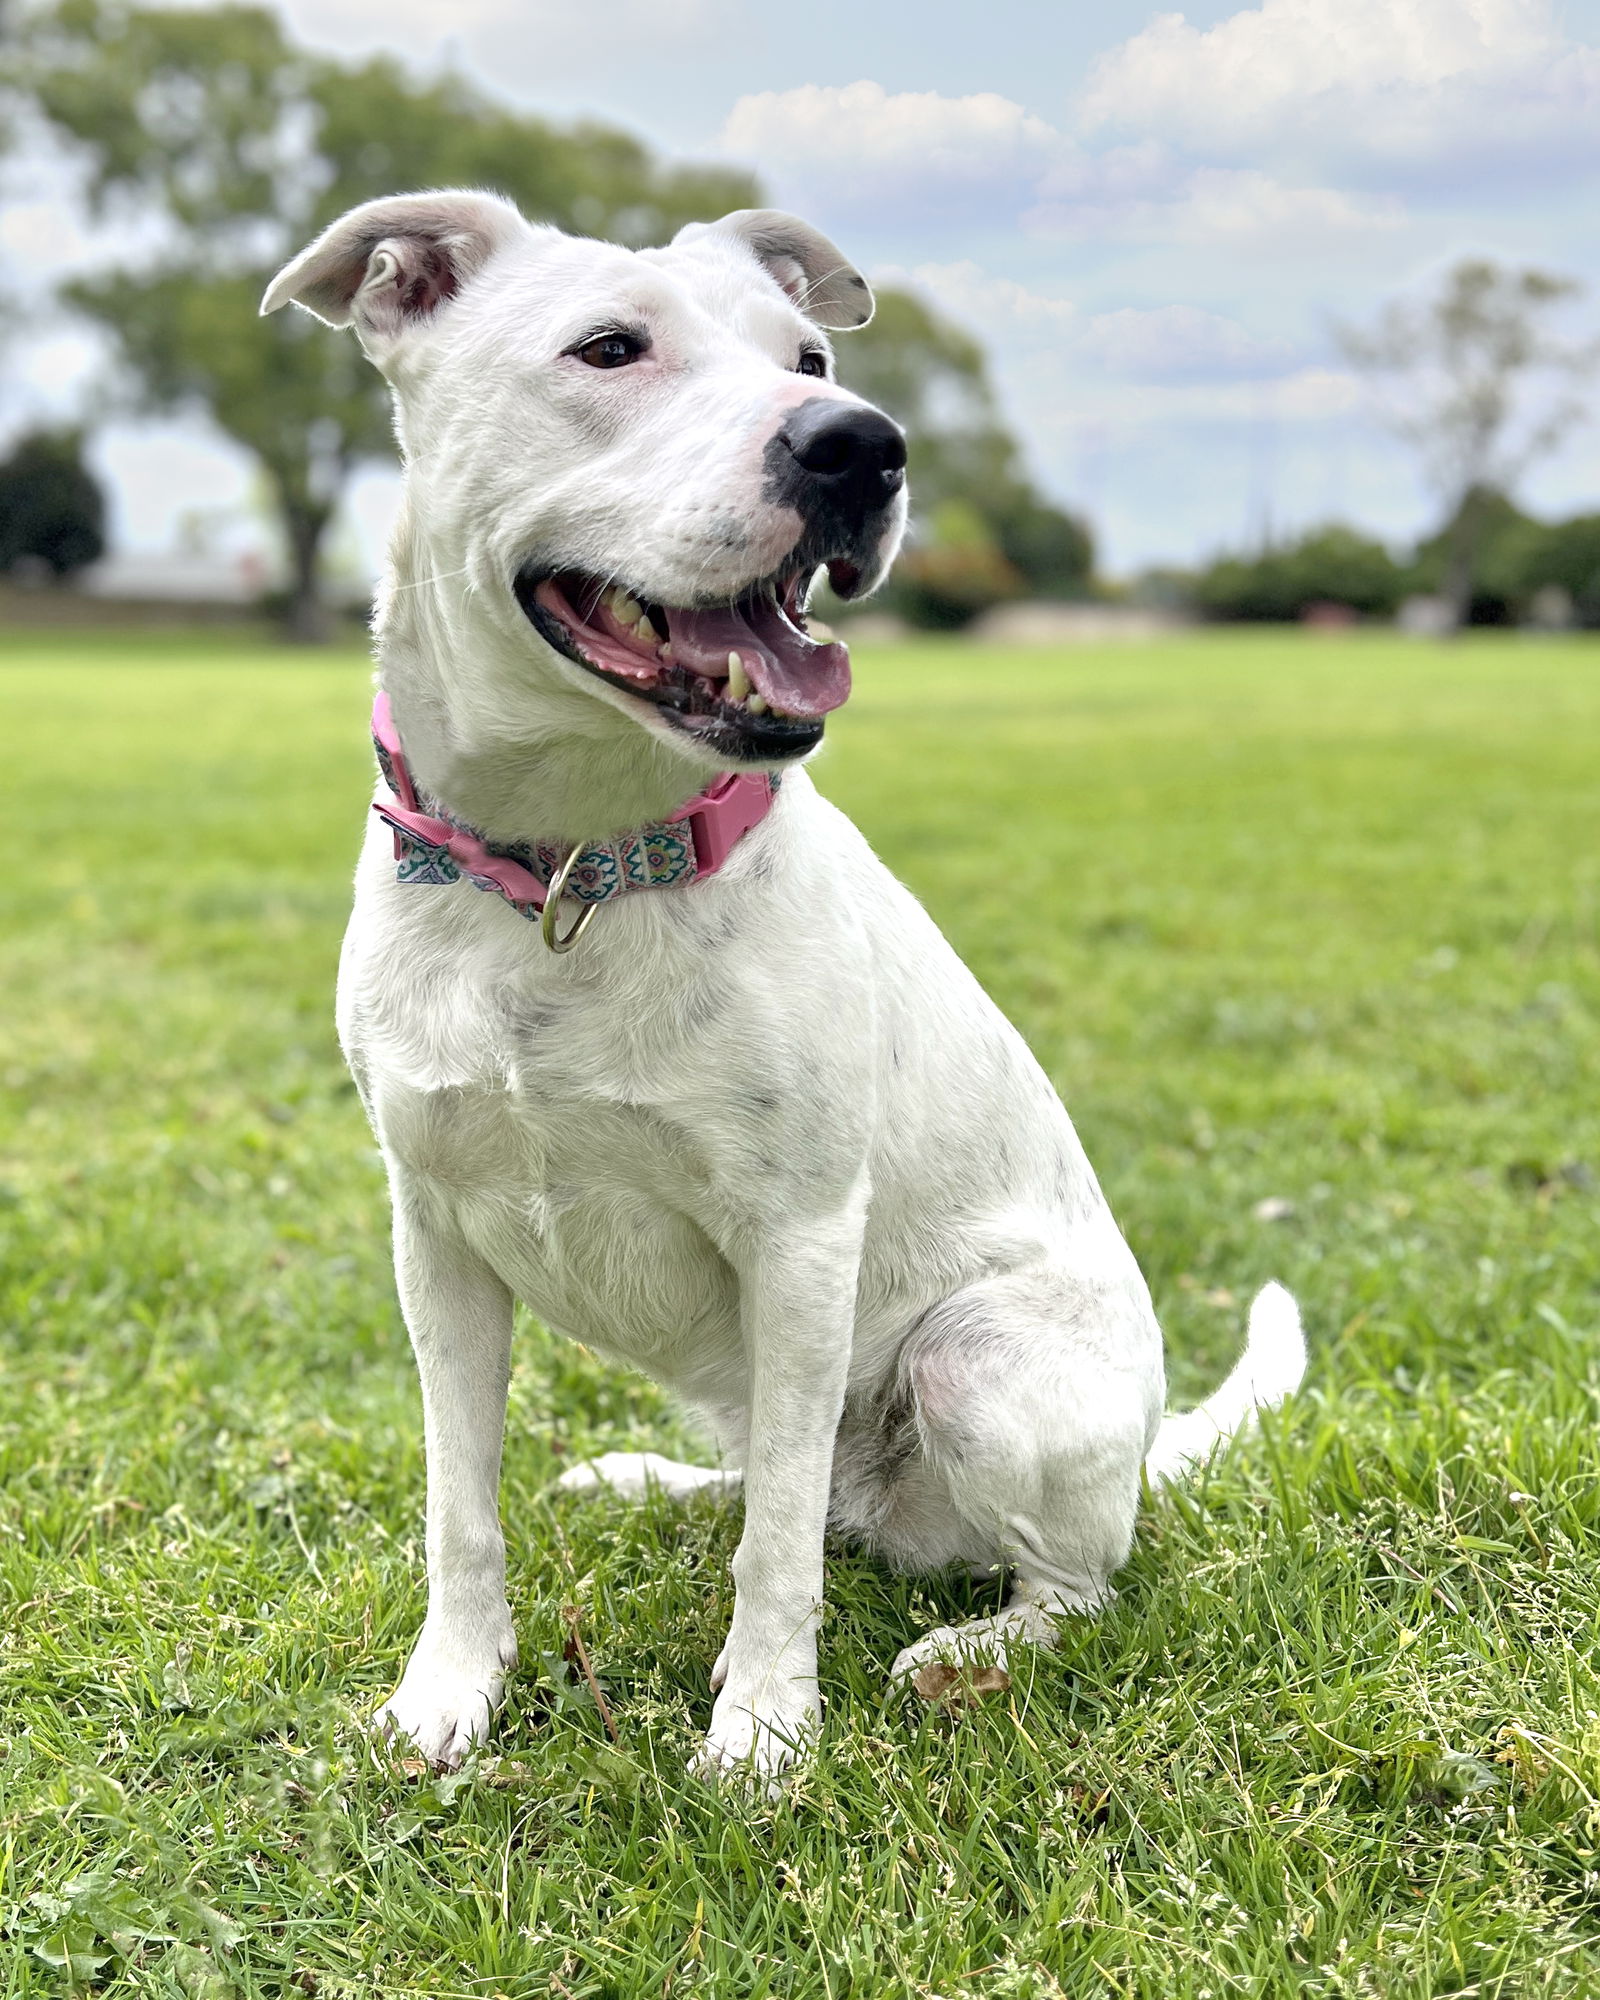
left=5, top=0, right=1600, bottom=576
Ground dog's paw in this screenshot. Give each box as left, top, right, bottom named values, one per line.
left=689, top=1692, right=820, bottom=1797
left=373, top=1628, right=517, bottom=1770
left=890, top=1621, right=1010, bottom=1686
left=889, top=1589, right=1098, bottom=1689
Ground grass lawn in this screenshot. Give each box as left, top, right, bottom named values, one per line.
left=2, top=624, right=1599, bottom=1998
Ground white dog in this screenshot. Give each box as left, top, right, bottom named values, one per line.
left=262, top=190, right=1305, bottom=1784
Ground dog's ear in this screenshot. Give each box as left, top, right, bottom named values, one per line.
left=677, top=209, right=874, bottom=330
left=260, top=189, right=528, bottom=336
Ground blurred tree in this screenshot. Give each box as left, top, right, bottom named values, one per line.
left=1405, top=488, right=1533, bottom=627
left=17, top=2, right=757, bottom=638
left=888, top=499, right=1025, bottom=631
left=1193, top=523, right=1405, bottom=623
left=1339, top=261, right=1598, bottom=634
left=0, top=426, right=106, bottom=578
left=836, top=287, right=1093, bottom=623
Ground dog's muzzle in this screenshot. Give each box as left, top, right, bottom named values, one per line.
left=514, top=396, right=907, bottom=767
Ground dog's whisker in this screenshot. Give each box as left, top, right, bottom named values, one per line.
left=387, top=563, right=474, bottom=594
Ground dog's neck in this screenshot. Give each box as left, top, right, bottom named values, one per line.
left=375, top=546, right=724, bottom=849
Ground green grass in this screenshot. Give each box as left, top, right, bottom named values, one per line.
left=2, top=624, right=1599, bottom=1998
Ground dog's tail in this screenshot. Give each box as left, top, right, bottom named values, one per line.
left=1143, top=1280, right=1305, bottom=1487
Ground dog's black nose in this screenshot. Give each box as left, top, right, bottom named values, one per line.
left=778, top=401, right=907, bottom=521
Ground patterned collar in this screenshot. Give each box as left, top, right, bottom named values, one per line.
left=369, top=692, right=780, bottom=935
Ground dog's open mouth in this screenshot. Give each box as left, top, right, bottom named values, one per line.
left=515, top=563, right=858, bottom=759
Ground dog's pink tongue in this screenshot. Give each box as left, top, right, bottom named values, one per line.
left=667, top=599, right=851, bottom=720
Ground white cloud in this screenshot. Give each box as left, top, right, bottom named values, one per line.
left=1062, top=364, right=1364, bottom=429
left=1018, top=365, right=1367, bottom=438
left=1076, top=304, right=1298, bottom=379
left=1252, top=367, right=1366, bottom=419
left=1085, top=0, right=1547, bottom=117
left=1080, top=0, right=1600, bottom=181
left=275, top=0, right=732, bottom=54
left=876, top=262, right=1311, bottom=386
left=873, top=259, right=1080, bottom=334
left=1152, top=168, right=1402, bottom=244
left=723, top=79, right=1403, bottom=250
left=719, top=81, right=1061, bottom=215
left=1028, top=164, right=1404, bottom=246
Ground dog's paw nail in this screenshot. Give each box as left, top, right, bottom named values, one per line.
left=688, top=1739, right=794, bottom=1800
left=372, top=1638, right=512, bottom=1769
left=889, top=1630, right=957, bottom=1682
left=690, top=1698, right=818, bottom=1795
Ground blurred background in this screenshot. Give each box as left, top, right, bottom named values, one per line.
left=1, top=0, right=1599, bottom=641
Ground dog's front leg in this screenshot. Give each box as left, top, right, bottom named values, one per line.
left=693, top=1216, right=863, bottom=1789
left=374, top=1174, right=517, bottom=1768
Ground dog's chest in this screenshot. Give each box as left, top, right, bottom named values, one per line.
left=366, top=926, right=755, bottom=1388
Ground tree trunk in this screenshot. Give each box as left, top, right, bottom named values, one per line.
left=282, top=501, right=335, bottom=645
left=1440, top=488, right=1485, bottom=638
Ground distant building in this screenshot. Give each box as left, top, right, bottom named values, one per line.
left=1, top=542, right=372, bottom=627
left=1397, top=594, right=1454, bottom=637
left=968, top=601, right=1190, bottom=644
left=76, top=549, right=276, bottom=604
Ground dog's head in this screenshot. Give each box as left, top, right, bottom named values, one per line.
left=263, top=190, right=906, bottom=768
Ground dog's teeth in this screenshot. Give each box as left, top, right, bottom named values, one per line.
left=635, top=614, right=659, bottom=643
left=747, top=693, right=768, bottom=715
left=659, top=642, right=674, bottom=664
left=726, top=653, right=751, bottom=701
left=615, top=593, right=644, bottom=627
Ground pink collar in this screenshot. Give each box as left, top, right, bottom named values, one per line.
left=369, top=692, right=779, bottom=936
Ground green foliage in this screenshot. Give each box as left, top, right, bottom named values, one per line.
left=18, top=1, right=758, bottom=637
left=4, top=627, right=1600, bottom=1994
left=1193, top=523, right=1405, bottom=622
left=991, top=487, right=1095, bottom=600
left=887, top=498, right=1026, bottom=630
left=836, top=286, right=1093, bottom=621
left=1190, top=498, right=1600, bottom=628
left=0, top=426, right=106, bottom=576
left=1486, top=510, right=1600, bottom=627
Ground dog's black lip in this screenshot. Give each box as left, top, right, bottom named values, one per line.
left=512, top=564, right=827, bottom=762
left=684, top=710, right=824, bottom=760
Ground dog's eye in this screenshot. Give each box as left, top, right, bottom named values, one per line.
left=796, top=351, right=828, bottom=378
left=574, top=332, right=647, bottom=370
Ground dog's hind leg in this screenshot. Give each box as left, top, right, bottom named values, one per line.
left=556, top=1452, right=742, bottom=1502
left=882, top=1266, right=1162, bottom=1687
